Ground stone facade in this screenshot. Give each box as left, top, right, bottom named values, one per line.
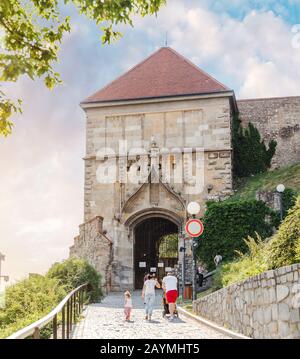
left=69, top=216, right=113, bottom=293
left=193, top=264, right=300, bottom=339
left=70, top=93, right=235, bottom=291
left=238, top=96, right=300, bottom=168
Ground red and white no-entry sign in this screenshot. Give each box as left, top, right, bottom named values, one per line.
left=185, top=219, right=204, bottom=238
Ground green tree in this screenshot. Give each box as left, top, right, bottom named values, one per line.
left=0, top=0, right=166, bottom=135
left=47, top=257, right=102, bottom=301
left=233, top=114, right=277, bottom=178
left=0, top=275, right=66, bottom=338
left=159, top=234, right=178, bottom=258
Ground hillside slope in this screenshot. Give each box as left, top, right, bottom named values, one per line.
left=231, top=163, right=300, bottom=201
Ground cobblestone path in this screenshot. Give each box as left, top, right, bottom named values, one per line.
left=72, top=291, right=229, bottom=339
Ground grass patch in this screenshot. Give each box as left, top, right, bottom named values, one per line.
left=230, top=163, right=300, bottom=201
left=180, top=289, right=215, bottom=313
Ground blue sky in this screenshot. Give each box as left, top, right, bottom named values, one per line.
left=206, top=0, right=300, bottom=23
left=1, top=0, right=300, bottom=281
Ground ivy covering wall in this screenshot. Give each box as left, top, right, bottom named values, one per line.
left=197, top=199, right=276, bottom=270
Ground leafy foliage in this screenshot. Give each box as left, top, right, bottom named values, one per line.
left=0, top=90, right=22, bottom=136
left=295, top=237, right=300, bottom=262
left=47, top=257, right=102, bottom=301
left=159, top=234, right=178, bottom=258
left=215, top=234, right=270, bottom=288
left=213, top=195, right=300, bottom=288
left=0, top=258, right=101, bottom=338
left=282, top=187, right=297, bottom=218
left=0, top=0, right=166, bottom=135
left=197, top=199, right=275, bottom=270
left=0, top=275, right=66, bottom=338
left=267, top=195, right=300, bottom=269
left=233, top=114, right=277, bottom=178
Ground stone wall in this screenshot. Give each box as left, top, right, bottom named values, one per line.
left=70, top=216, right=113, bottom=293
left=193, top=264, right=300, bottom=339
left=237, top=96, right=300, bottom=168
left=256, top=190, right=281, bottom=212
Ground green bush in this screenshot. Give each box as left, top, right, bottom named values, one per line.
left=214, top=195, right=300, bottom=288
left=267, top=196, right=300, bottom=269
left=47, top=258, right=102, bottom=302
left=0, top=275, right=66, bottom=339
left=233, top=114, right=277, bottom=178
left=295, top=238, right=300, bottom=262
left=282, top=188, right=297, bottom=218
left=197, top=199, right=275, bottom=270
left=215, top=234, right=270, bottom=287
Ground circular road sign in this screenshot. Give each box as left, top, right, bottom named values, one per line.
left=185, top=219, right=204, bottom=238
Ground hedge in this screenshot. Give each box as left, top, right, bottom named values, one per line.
left=197, top=199, right=275, bottom=270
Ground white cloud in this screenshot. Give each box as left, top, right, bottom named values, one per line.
left=134, top=1, right=300, bottom=98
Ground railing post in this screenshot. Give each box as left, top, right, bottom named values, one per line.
left=74, top=292, right=76, bottom=322
left=53, top=314, right=57, bottom=339
left=78, top=290, right=81, bottom=313
left=33, top=327, right=40, bottom=339
left=70, top=295, right=73, bottom=333
left=62, top=305, right=65, bottom=339
left=66, top=299, right=70, bottom=339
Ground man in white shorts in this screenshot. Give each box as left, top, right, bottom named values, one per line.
left=162, top=271, right=178, bottom=321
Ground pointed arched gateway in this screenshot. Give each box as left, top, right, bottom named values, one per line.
left=70, top=47, right=237, bottom=292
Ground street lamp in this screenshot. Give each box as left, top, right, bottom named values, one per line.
left=276, top=184, right=285, bottom=221
left=187, top=202, right=201, bottom=217
left=186, top=202, right=201, bottom=301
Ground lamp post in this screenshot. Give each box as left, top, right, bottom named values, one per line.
left=186, top=202, right=201, bottom=301
left=276, top=184, right=285, bottom=222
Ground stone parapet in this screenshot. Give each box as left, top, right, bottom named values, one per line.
left=193, top=264, right=300, bottom=339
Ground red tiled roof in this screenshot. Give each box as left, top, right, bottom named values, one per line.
left=83, top=47, right=230, bottom=104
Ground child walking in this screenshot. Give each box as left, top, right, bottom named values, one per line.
left=124, top=291, right=133, bottom=321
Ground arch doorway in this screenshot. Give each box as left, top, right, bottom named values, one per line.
left=134, top=217, right=179, bottom=289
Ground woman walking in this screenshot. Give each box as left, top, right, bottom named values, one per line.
left=142, top=274, right=160, bottom=321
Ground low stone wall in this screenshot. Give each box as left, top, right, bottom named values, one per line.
left=193, top=264, right=300, bottom=339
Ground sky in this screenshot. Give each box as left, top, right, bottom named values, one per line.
left=1, top=0, right=300, bottom=282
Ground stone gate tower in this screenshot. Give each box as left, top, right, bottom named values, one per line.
left=70, top=47, right=237, bottom=292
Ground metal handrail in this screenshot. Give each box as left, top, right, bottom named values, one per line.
left=7, top=283, right=88, bottom=339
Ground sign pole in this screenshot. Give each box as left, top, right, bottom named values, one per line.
left=182, top=235, right=186, bottom=300
left=192, top=237, right=197, bottom=301
left=185, top=218, right=204, bottom=302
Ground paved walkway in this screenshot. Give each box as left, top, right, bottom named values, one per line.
left=72, top=291, right=229, bottom=339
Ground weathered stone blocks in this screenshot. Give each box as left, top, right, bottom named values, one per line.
left=193, top=264, right=300, bottom=339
